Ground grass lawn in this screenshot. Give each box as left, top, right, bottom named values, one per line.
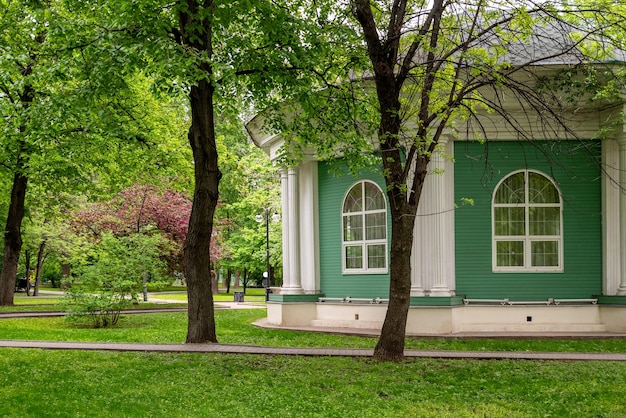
left=148, top=293, right=188, bottom=301
left=1, top=348, right=626, bottom=417
left=3, top=287, right=265, bottom=308
left=1, top=310, right=626, bottom=416
left=2, top=309, right=626, bottom=353
left=149, top=288, right=267, bottom=302
left=13, top=297, right=61, bottom=305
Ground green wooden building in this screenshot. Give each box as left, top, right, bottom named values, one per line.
left=247, top=27, right=626, bottom=335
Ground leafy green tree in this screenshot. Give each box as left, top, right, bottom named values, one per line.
left=63, top=232, right=170, bottom=327
left=0, top=0, right=191, bottom=305
left=213, top=129, right=282, bottom=291
left=272, top=1, right=626, bottom=361
left=69, top=182, right=194, bottom=279
left=167, top=0, right=362, bottom=343
left=159, top=0, right=332, bottom=342
left=44, top=0, right=358, bottom=342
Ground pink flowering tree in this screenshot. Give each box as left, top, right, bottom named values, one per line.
left=70, top=183, right=231, bottom=284
left=72, top=184, right=191, bottom=242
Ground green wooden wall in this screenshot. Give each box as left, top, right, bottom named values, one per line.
left=454, top=140, right=602, bottom=300
left=318, top=161, right=390, bottom=298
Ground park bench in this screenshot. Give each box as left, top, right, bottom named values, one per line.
left=15, top=278, right=36, bottom=295
left=15, top=278, right=28, bottom=292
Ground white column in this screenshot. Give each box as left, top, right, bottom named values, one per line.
left=410, top=238, right=426, bottom=296
left=280, top=169, right=290, bottom=289
left=429, top=138, right=452, bottom=296
left=444, top=140, right=456, bottom=293
left=602, top=139, right=620, bottom=295
left=283, top=167, right=303, bottom=294
left=410, top=153, right=426, bottom=296
left=299, top=161, right=320, bottom=294
left=616, top=137, right=626, bottom=295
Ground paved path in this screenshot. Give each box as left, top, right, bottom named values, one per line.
left=1, top=339, right=626, bottom=361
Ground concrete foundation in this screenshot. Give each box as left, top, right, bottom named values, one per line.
left=266, top=302, right=626, bottom=334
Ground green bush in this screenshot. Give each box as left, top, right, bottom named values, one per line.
left=63, top=292, right=131, bottom=328
left=63, top=232, right=171, bottom=328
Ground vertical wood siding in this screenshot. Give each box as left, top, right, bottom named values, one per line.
left=454, top=140, right=602, bottom=300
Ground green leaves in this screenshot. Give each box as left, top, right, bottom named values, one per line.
left=214, top=129, right=281, bottom=278
left=63, top=231, right=172, bottom=327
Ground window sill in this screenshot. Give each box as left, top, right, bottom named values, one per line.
left=492, top=267, right=563, bottom=273
left=342, top=269, right=389, bottom=275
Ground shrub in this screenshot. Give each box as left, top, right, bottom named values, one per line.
left=63, top=231, right=171, bottom=328
left=63, top=291, right=131, bottom=328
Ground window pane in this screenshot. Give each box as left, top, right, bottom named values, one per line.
left=364, top=182, right=385, bottom=210
left=367, top=245, right=386, bottom=269
left=529, top=173, right=559, bottom=203
left=343, top=184, right=363, bottom=213
left=496, top=241, right=524, bottom=267
left=495, top=172, right=524, bottom=204
left=345, top=246, right=362, bottom=269
left=343, top=215, right=363, bottom=241
left=494, top=207, right=525, bottom=235
left=531, top=241, right=559, bottom=266
left=342, top=181, right=388, bottom=273
left=529, top=207, right=560, bottom=235
left=365, top=213, right=386, bottom=240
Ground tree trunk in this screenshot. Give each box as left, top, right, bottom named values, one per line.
left=371, top=91, right=410, bottom=360
left=351, top=0, right=430, bottom=360
left=180, top=0, right=220, bottom=344
left=184, top=77, right=220, bottom=344
left=61, top=261, right=70, bottom=289
left=24, top=249, right=31, bottom=296
left=33, top=240, right=47, bottom=297
left=373, top=212, right=415, bottom=361
left=0, top=70, right=34, bottom=305
left=211, top=267, right=219, bottom=294
left=234, top=269, right=240, bottom=288
left=24, top=249, right=31, bottom=278
left=225, top=268, right=231, bottom=293
left=0, top=171, right=28, bottom=305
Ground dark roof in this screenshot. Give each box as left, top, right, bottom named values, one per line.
left=497, top=19, right=626, bottom=66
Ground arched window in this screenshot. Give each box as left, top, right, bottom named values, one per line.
left=342, top=181, right=388, bottom=274
left=492, top=170, right=563, bottom=272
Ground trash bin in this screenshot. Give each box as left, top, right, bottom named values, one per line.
left=234, top=291, right=244, bottom=302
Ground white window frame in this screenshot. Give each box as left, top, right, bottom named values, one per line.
left=342, top=180, right=388, bottom=275
left=492, top=169, right=563, bottom=273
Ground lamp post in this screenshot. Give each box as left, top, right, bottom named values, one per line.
left=256, top=209, right=279, bottom=302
